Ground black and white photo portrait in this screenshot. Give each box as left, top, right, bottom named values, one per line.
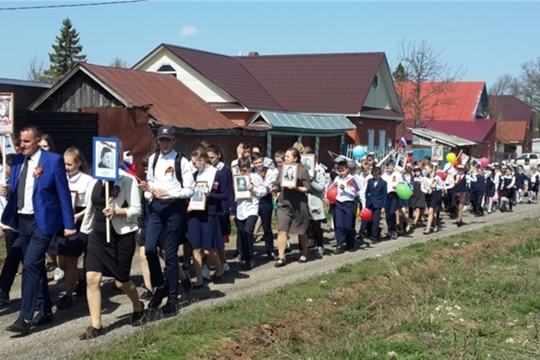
left=189, top=181, right=208, bottom=211
left=92, top=137, right=119, bottom=181
left=234, top=174, right=252, bottom=200
left=0, top=93, right=14, bottom=134
left=301, top=154, right=315, bottom=178
left=281, top=164, right=298, bottom=188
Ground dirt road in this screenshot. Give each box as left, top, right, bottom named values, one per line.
left=0, top=204, right=537, bottom=359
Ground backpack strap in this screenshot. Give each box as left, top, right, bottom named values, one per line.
left=151, top=149, right=160, bottom=174
left=175, top=153, right=184, bottom=188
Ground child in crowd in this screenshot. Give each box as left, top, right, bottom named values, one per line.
left=411, top=165, right=426, bottom=228
left=470, top=167, right=486, bottom=217
left=381, top=160, right=401, bottom=239
left=361, top=167, right=387, bottom=242
left=332, top=160, right=360, bottom=254
left=453, top=164, right=475, bottom=227
left=515, top=165, right=525, bottom=204
left=421, top=162, right=445, bottom=233
left=529, top=167, right=539, bottom=203
left=499, top=166, right=515, bottom=212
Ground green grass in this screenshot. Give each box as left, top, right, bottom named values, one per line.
left=74, top=218, right=540, bottom=360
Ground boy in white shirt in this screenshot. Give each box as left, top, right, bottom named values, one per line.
left=381, top=160, right=401, bottom=239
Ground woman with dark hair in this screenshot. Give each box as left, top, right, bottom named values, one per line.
left=272, top=147, right=311, bottom=267
left=40, top=133, right=57, bottom=153
left=98, top=147, right=113, bottom=169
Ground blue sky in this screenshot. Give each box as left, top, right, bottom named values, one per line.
left=1, top=1, right=539, bottom=88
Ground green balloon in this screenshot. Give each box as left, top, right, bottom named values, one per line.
left=396, top=183, right=412, bottom=200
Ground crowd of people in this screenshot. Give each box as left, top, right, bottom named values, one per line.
left=0, top=124, right=535, bottom=339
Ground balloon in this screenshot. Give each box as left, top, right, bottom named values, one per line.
left=360, top=208, right=372, bottom=221
left=446, top=153, right=457, bottom=164
left=326, top=185, right=338, bottom=204
left=480, top=157, right=489, bottom=168
left=352, top=146, right=366, bottom=159
left=469, top=157, right=476, bottom=165
left=437, top=171, right=446, bottom=181
left=396, top=183, right=412, bottom=200
left=493, top=192, right=499, bottom=203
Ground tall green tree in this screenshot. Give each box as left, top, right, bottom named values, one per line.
left=44, top=18, right=87, bottom=82
left=392, top=62, right=408, bottom=81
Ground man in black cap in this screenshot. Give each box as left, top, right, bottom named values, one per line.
left=139, top=125, right=194, bottom=314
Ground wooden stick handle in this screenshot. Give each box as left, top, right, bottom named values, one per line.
left=105, top=181, right=110, bottom=243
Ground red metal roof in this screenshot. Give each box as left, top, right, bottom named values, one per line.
left=163, top=45, right=282, bottom=111
left=236, top=52, right=385, bottom=114
left=162, top=44, right=386, bottom=114
left=496, top=120, right=528, bottom=144
left=489, top=95, right=534, bottom=121
left=80, top=63, right=235, bottom=130
left=395, top=82, right=486, bottom=122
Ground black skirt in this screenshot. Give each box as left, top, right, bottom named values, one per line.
left=84, top=181, right=136, bottom=283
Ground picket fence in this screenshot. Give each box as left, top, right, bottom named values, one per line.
left=343, top=144, right=436, bottom=164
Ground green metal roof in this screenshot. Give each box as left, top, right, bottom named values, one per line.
left=248, top=111, right=355, bottom=135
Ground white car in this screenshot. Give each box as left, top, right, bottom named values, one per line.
left=514, top=153, right=540, bottom=168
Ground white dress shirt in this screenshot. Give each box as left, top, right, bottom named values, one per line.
left=146, top=150, right=194, bottom=199
left=236, top=173, right=267, bottom=220
left=68, top=171, right=94, bottom=207
left=421, top=176, right=446, bottom=193
left=19, top=148, right=42, bottom=215
left=381, top=170, right=402, bottom=194
left=334, top=174, right=360, bottom=203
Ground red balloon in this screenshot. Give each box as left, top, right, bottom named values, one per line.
left=326, top=185, right=338, bottom=204
left=480, top=157, right=489, bottom=168
left=437, top=170, right=446, bottom=181
left=360, top=208, right=372, bottom=221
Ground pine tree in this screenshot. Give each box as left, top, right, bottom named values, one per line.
left=44, top=18, right=87, bottom=82
left=392, top=62, right=408, bottom=82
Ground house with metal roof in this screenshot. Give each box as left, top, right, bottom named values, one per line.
left=395, top=81, right=497, bottom=159
left=27, top=63, right=242, bottom=178
left=489, top=95, right=538, bottom=156
left=133, top=44, right=404, bottom=161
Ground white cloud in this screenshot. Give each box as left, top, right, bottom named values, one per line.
left=179, top=25, right=198, bottom=37
left=447, top=20, right=459, bottom=27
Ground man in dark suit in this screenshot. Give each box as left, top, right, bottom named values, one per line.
left=0, top=126, right=76, bottom=335
left=360, top=167, right=387, bottom=242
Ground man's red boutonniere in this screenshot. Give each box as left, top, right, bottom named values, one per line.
left=260, top=171, right=266, bottom=179
left=165, top=166, right=174, bottom=176
left=33, top=166, right=43, bottom=179
left=212, top=182, right=219, bottom=191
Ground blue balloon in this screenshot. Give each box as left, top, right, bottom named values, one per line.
left=352, top=146, right=366, bottom=159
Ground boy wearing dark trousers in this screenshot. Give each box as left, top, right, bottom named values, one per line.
left=381, top=160, right=400, bottom=239
left=361, top=167, right=387, bottom=242
left=470, top=167, right=486, bottom=216
left=333, top=162, right=361, bottom=254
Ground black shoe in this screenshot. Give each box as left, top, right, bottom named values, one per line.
left=0, top=289, right=10, bottom=305
left=232, top=250, right=241, bottom=259
left=212, top=273, right=223, bottom=283
left=161, top=299, right=179, bottom=314
left=56, top=294, right=74, bottom=310
left=181, top=273, right=193, bottom=294
left=181, top=263, right=190, bottom=272
left=32, top=312, right=53, bottom=327
left=457, top=221, right=464, bottom=227
left=6, top=318, right=32, bottom=335
left=316, top=246, right=325, bottom=258
left=333, top=246, right=346, bottom=255
left=140, top=289, right=153, bottom=300
left=148, top=285, right=168, bottom=309
left=307, top=238, right=316, bottom=249
left=75, top=281, right=87, bottom=297
left=274, top=258, right=286, bottom=268
left=266, top=250, right=278, bottom=260
left=131, top=301, right=146, bottom=326
left=79, top=325, right=105, bottom=340
left=391, top=232, right=398, bottom=240
left=243, top=259, right=256, bottom=270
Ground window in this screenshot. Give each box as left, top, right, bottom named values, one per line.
left=517, top=154, right=528, bottom=160
left=157, top=64, right=177, bottom=78
left=378, top=130, right=386, bottom=148
left=367, top=129, right=375, bottom=151
left=530, top=154, right=538, bottom=160
left=371, top=75, right=379, bottom=90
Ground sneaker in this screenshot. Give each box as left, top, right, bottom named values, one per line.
left=56, top=294, right=74, bottom=310
left=161, top=298, right=179, bottom=314
left=316, top=246, right=325, bottom=258
left=79, top=325, right=105, bottom=340
left=222, top=262, right=230, bottom=273
left=391, top=232, right=398, bottom=240
left=0, top=289, right=10, bottom=305
left=148, top=285, right=168, bottom=309
left=54, top=267, right=65, bottom=282
left=333, top=246, right=346, bottom=255
left=202, top=265, right=211, bottom=281
left=243, top=259, right=256, bottom=270
left=307, top=238, right=316, bottom=249
left=181, top=272, right=193, bottom=294
left=140, top=289, right=153, bottom=300
left=6, top=318, right=32, bottom=335
left=266, top=250, right=278, bottom=260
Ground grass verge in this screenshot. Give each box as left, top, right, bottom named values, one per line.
left=74, top=218, right=540, bottom=360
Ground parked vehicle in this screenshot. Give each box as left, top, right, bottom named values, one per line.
left=514, top=153, right=540, bottom=167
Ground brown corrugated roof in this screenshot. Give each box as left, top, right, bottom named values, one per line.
left=496, top=120, right=528, bottom=144
left=161, top=44, right=385, bottom=114
left=489, top=95, right=534, bottom=121
left=237, top=52, right=385, bottom=114
left=163, top=44, right=282, bottom=111
left=33, top=63, right=235, bottom=131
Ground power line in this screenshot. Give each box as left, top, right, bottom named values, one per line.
left=0, top=0, right=148, bottom=11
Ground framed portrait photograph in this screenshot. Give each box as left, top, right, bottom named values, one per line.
left=70, top=191, right=78, bottom=213
left=0, top=93, right=14, bottom=135
left=92, top=137, right=119, bottom=181
left=234, top=174, right=252, bottom=200
left=301, top=154, right=315, bottom=178
left=281, top=163, right=298, bottom=188
left=395, top=154, right=406, bottom=171
left=189, top=181, right=208, bottom=211
left=431, top=145, right=443, bottom=161
left=231, top=165, right=241, bottom=175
